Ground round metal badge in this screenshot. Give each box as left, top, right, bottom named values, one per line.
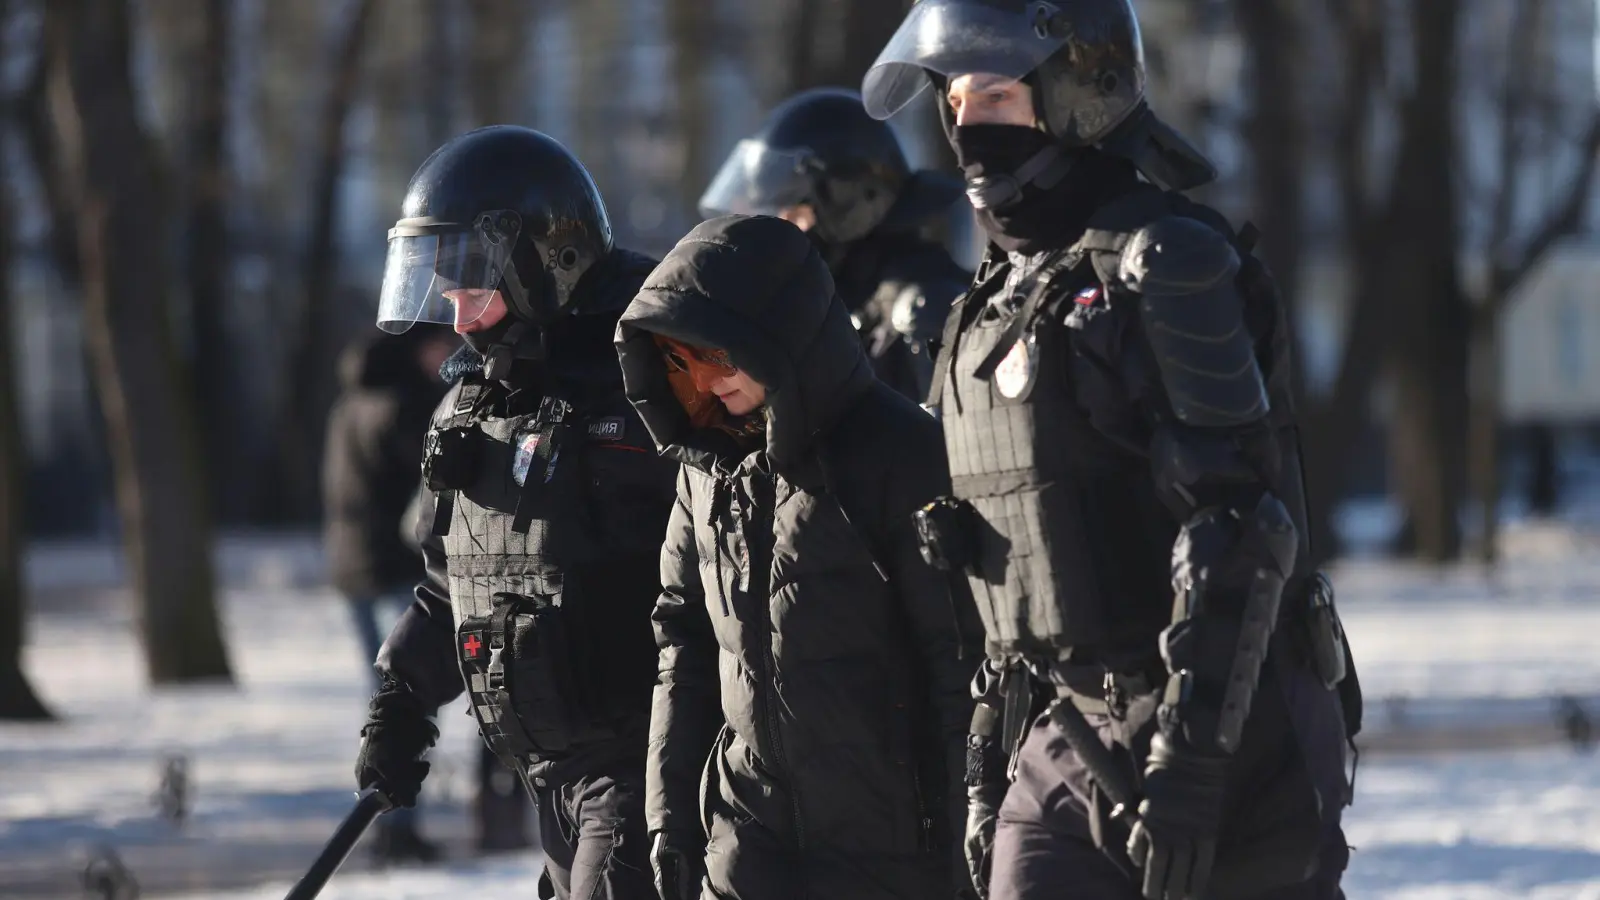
left=993, top=332, right=1038, bottom=401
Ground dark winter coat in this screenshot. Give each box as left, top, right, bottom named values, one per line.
left=615, top=215, right=983, bottom=900
left=322, top=329, right=451, bottom=598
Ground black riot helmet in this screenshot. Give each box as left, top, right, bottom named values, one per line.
left=377, top=126, right=614, bottom=337
left=698, top=88, right=962, bottom=246
left=861, top=0, right=1216, bottom=191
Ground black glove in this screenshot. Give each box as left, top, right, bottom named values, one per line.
left=964, top=779, right=1005, bottom=899
left=650, top=830, right=704, bottom=900
left=354, top=677, right=438, bottom=808
left=1126, top=732, right=1229, bottom=900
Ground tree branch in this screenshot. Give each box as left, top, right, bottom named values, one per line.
left=1487, top=0, right=1542, bottom=256
left=1492, top=105, right=1600, bottom=306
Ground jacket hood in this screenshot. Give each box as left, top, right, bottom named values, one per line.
left=615, top=214, right=874, bottom=474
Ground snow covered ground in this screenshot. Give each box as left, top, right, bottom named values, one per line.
left=4, top=524, right=1600, bottom=898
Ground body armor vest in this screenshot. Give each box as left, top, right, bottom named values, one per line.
left=934, top=253, right=1172, bottom=666
left=424, top=377, right=667, bottom=774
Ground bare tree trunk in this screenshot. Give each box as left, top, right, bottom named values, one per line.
left=18, top=52, right=79, bottom=285
left=1526, top=424, right=1560, bottom=514
left=269, top=0, right=377, bottom=523
left=425, top=0, right=456, bottom=146
left=1300, top=0, right=1389, bottom=565
left=1384, top=0, right=1467, bottom=562
left=465, top=0, right=535, bottom=128
left=187, top=0, right=237, bottom=521
left=0, top=33, right=53, bottom=715
left=1234, top=0, right=1307, bottom=336
left=45, top=0, right=232, bottom=683
left=668, top=0, right=711, bottom=219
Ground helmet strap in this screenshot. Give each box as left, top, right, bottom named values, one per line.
left=966, top=142, right=1074, bottom=210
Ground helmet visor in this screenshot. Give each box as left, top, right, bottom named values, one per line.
left=698, top=139, right=819, bottom=218
left=376, top=211, right=521, bottom=334
left=862, top=0, right=1071, bottom=120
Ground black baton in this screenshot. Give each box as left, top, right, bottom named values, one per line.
left=1046, top=699, right=1143, bottom=826
left=284, top=788, right=393, bottom=900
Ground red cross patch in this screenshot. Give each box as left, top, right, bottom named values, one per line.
left=461, top=632, right=484, bottom=660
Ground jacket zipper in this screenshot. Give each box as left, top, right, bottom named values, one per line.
left=736, top=469, right=806, bottom=851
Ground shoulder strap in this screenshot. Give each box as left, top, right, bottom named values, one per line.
left=926, top=251, right=1008, bottom=409
left=1069, top=184, right=1174, bottom=287
left=970, top=248, right=1077, bottom=382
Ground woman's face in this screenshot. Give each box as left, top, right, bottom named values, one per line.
left=707, top=369, right=766, bottom=416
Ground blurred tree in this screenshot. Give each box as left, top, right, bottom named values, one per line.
left=184, top=0, right=239, bottom=522
left=1233, top=0, right=1306, bottom=370
left=0, top=0, right=52, bottom=717
left=784, top=0, right=907, bottom=96
left=17, top=34, right=78, bottom=286
left=1304, top=0, right=1458, bottom=563
left=1381, top=0, right=1469, bottom=563
left=464, top=0, right=535, bottom=128
left=44, top=0, right=232, bottom=682
left=668, top=0, right=711, bottom=213
left=270, top=0, right=377, bottom=523
left=1464, top=0, right=1600, bottom=562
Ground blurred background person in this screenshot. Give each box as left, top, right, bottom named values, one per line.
left=322, top=324, right=457, bottom=863
left=698, top=88, right=971, bottom=404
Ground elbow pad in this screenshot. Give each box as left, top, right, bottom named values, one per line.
left=1158, top=493, right=1298, bottom=753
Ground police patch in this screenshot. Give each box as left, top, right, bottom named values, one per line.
left=511, top=430, right=540, bottom=486
left=994, top=332, right=1038, bottom=400
left=586, top=416, right=625, bottom=441
left=1074, top=285, right=1102, bottom=306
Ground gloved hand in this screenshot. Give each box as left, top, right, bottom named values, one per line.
left=964, top=779, right=1006, bottom=899
left=649, top=830, right=704, bottom=900
left=353, top=677, right=438, bottom=808
left=1126, top=731, right=1230, bottom=900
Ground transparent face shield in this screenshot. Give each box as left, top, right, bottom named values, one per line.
left=861, top=0, right=1070, bottom=120
left=376, top=210, right=521, bottom=334
left=697, top=139, right=820, bottom=218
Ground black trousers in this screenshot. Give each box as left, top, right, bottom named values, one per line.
left=534, top=766, right=656, bottom=900
left=989, top=666, right=1351, bottom=900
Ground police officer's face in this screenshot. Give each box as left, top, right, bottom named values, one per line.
left=444, top=288, right=509, bottom=334
left=709, top=369, right=766, bottom=416
left=777, top=205, right=818, bottom=232
left=946, top=73, right=1036, bottom=127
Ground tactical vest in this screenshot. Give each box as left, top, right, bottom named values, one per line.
left=423, top=377, right=664, bottom=772
left=928, top=188, right=1285, bottom=667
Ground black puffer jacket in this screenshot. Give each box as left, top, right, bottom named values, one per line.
left=322, top=329, right=451, bottom=598
left=616, top=215, right=982, bottom=899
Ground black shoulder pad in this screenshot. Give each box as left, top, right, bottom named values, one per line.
left=1124, top=217, right=1268, bottom=428
left=1117, top=215, right=1239, bottom=296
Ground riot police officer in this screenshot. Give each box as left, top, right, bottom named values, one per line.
left=354, top=125, right=678, bottom=899
left=698, top=87, right=971, bottom=403
left=863, top=2, right=1359, bottom=899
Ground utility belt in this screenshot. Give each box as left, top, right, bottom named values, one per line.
left=964, top=572, right=1354, bottom=780
left=457, top=590, right=624, bottom=774
left=1055, top=572, right=1351, bottom=718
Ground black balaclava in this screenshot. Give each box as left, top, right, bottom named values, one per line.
left=950, top=124, right=1141, bottom=255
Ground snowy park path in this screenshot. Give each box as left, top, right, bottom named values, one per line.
left=4, top=534, right=1600, bottom=898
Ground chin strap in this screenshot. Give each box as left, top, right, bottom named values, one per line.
left=965, top=143, right=1075, bottom=210
left=481, top=321, right=549, bottom=382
